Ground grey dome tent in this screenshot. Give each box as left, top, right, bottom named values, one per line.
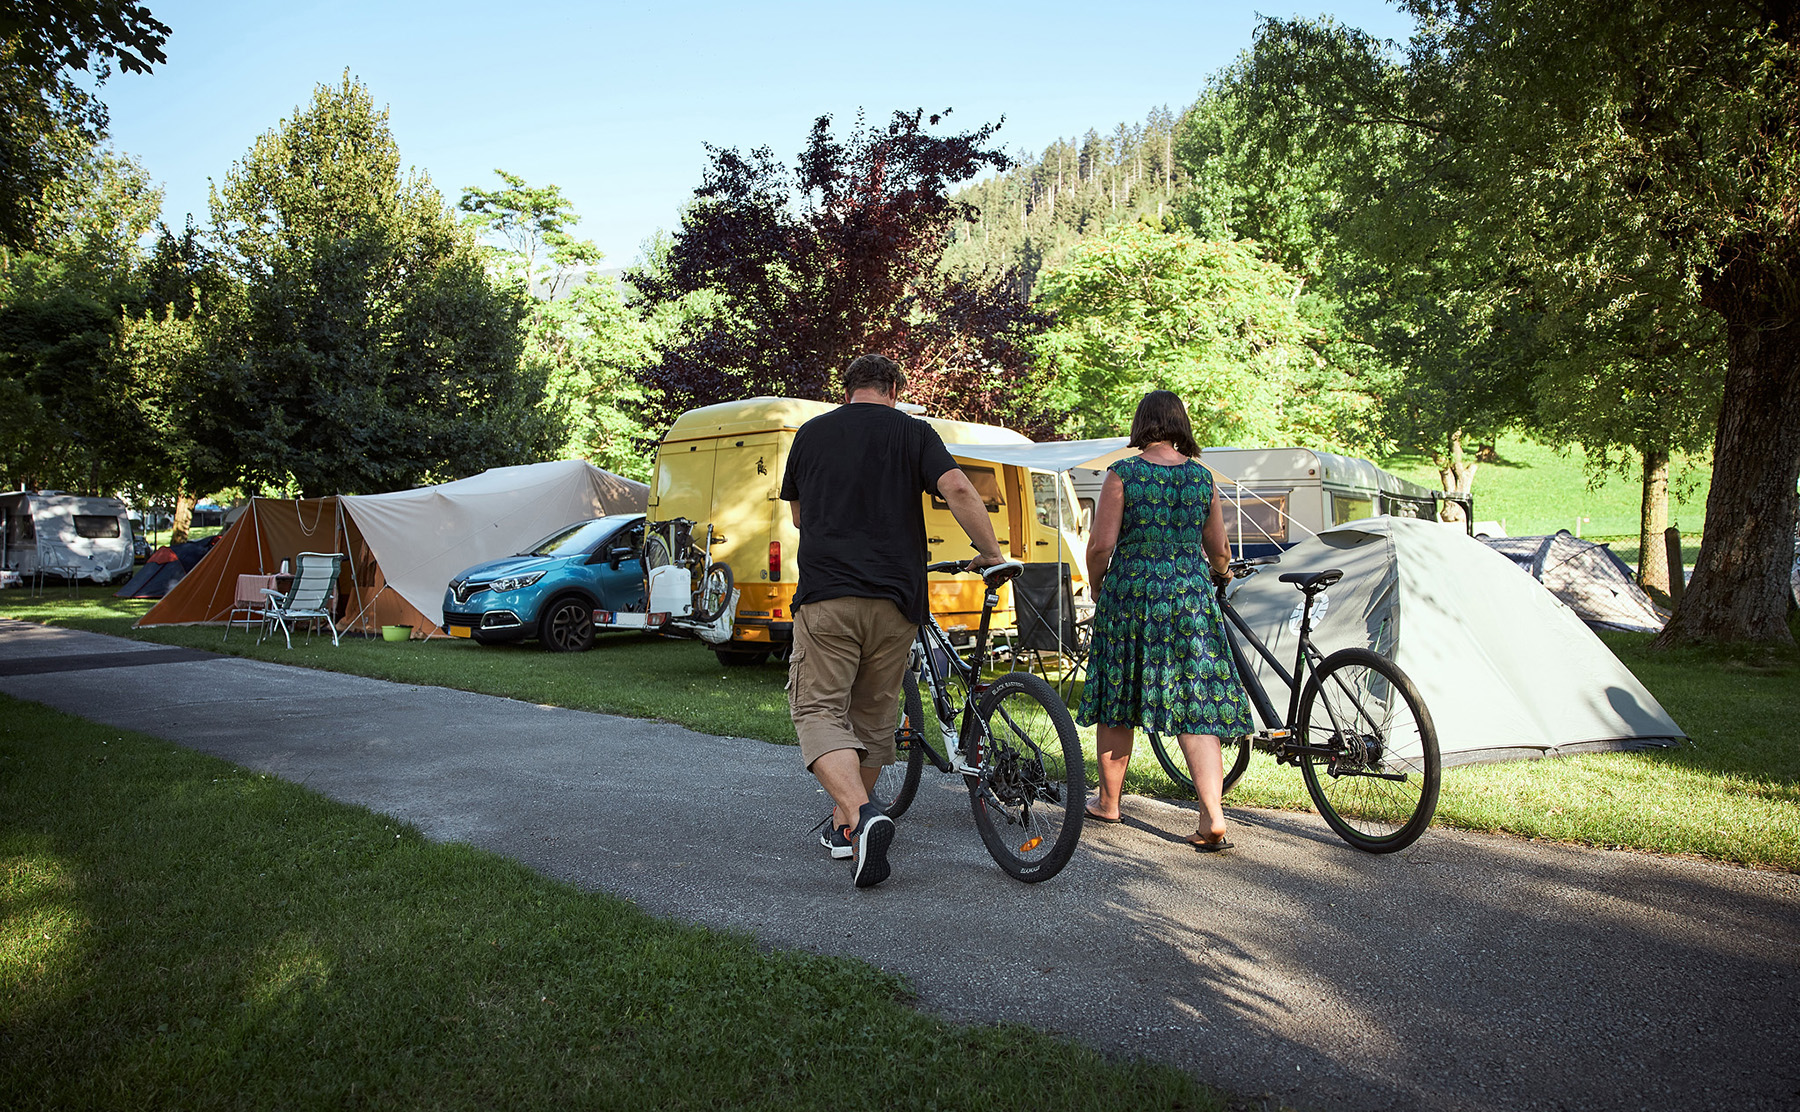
left=1226, top=516, right=1684, bottom=767
left=1479, top=531, right=1668, bottom=633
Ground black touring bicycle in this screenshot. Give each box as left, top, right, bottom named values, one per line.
left=858, top=550, right=1442, bottom=888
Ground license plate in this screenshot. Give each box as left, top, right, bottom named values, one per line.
left=448, top=625, right=472, bottom=638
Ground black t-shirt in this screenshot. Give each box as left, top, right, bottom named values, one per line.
left=780, top=403, right=959, bottom=623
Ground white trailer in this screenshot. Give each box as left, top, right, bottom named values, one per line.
left=1067, top=447, right=1469, bottom=556
left=0, top=492, right=135, bottom=585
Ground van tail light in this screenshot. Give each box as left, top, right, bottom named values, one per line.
left=769, top=541, right=781, bottom=581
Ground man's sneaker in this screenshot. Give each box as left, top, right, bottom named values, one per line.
left=820, top=816, right=853, bottom=860
left=850, top=802, right=894, bottom=888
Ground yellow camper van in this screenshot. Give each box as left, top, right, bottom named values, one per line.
left=649, top=396, right=1087, bottom=664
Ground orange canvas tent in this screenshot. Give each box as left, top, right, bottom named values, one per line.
left=137, top=460, right=647, bottom=636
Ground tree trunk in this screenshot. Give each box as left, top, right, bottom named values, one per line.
left=1637, top=448, right=1670, bottom=595
left=170, top=484, right=195, bottom=545
left=1654, top=305, right=1800, bottom=647
left=1433, top=429, right=1477, bottom=523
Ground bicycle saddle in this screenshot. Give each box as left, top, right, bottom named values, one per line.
left=1278, top=568, right=1343, bottom=592
left=980, top=561, right=1025, bottom=586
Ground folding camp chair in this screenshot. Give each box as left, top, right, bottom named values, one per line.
left=257, top=552, right=344, bottom=649
left=998, top=562, right=1091, bottom=706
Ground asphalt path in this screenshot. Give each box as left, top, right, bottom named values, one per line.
left=3, top=617, right=1796, bottom=1111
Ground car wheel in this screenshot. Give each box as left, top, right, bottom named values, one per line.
left=539, top=596, right=595, bottom=652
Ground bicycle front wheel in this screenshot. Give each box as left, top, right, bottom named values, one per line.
left=1296, top=648, right=1441, bottom=853
left=1146, top=730, right=1252, bottom=796
left=875, top=669, right=927, bottom=819
left=969, top=672, right=1084, bottom=882
left=643, top=534, right=672, bottom=569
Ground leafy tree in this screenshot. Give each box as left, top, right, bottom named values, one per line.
left=0, top=150, right=163, bottom=494
left=1034, top=221, right=1365, bottom=449
left=207, top=74, right=558, bottom=497
left=459, top=170, right=653, bottom=478
left=0, top=0, right=169, bottom=251
left=1182, top=21, right=1544, bottom=517
left=634, top=109, right=1053, bottom=433
left=1375, top=0, right=1799, bottom=645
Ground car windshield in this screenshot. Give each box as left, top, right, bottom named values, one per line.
left=522, top=520, right=615, bottom=558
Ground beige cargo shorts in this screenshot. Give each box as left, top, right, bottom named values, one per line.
left=787, top=595, right=917, bottom=771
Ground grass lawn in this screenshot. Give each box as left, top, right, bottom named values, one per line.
left=5, top=588, right=1796, bottom=872
left=0, top=697, right=1219, bottom=1110
left=1378, top=433, right=1712, bottom=541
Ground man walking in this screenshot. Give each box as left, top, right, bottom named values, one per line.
left=781, top=354, right=1004, bottom=888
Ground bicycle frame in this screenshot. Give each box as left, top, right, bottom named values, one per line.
left=903, top=573, right=1009, bottom=775
left=1218, top=571, right=1417, bottom=780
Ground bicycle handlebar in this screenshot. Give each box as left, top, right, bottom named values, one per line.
left=926, top=558, right=1025, bottom=586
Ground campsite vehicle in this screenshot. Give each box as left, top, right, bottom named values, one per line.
left=1068, top=447, right=1470, bottom=557
left=442, top=514, right=648, bottom=652
left=137, top=460, right=648, bottom=639
left=648, top=397, right=1089, bottom=666
left=0, top=492, right=134, bottom=585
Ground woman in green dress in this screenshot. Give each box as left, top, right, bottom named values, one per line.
left=1077, top=391, right=1253, bottom=851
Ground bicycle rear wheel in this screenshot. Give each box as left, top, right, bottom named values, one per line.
left=691, top=562, right=733, bottom=623
left=1146, top=730, right=1252, bottom=795
left=875, top=669, right=927, bottom=819
left=1296, top=647, right=1441, bottom=853
left=969, top=672, right=1084, bottom=883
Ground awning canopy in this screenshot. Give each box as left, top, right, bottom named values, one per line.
left=939, top=438, right=1133, bottom=473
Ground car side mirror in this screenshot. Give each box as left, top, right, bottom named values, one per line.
left=606, top=546, right=633, bottom=570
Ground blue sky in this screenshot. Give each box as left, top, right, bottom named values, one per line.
left=99, top=1, right=1418, bottom=265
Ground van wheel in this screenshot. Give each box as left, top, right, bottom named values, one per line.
left=714, top=646, right=770, bottom=666
left=539, top=596, right=595, bottom=652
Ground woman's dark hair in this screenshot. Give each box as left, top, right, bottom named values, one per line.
left=1128, top=390, right=1200, bottom=457
left=841, top=353, right=906, bottom=397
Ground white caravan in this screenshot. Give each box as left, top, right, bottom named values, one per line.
left=1067, top=446, right=1469, bottom=556
left=0, top=492, right=135, bottom=584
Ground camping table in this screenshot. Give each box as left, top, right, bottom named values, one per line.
left=227, top=574, right=285, bottom=635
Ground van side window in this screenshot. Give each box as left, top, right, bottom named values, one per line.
left=74, top=515, right=122, bottom=539
left=931, top=466, right=1004, bottom=512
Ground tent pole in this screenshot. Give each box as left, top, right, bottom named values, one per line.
left=339, top=500, right=368, bottom=636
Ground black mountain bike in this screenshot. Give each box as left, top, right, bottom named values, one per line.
left=1145, top=555, right=1442, bottom=852
left=872, top=560, right=1085, bottom=883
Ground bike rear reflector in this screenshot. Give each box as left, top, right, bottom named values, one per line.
left=769, top=541, right=781, bottom=581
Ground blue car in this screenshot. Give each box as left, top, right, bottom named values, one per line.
left=442, top=514, right=647, bottom=652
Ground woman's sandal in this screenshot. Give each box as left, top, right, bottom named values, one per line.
left=1187, top=833, right=1232, bottom=852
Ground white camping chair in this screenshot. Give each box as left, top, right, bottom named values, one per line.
left=258, top=552, right=344, bottom=649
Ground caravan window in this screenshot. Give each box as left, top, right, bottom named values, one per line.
left=931, top=466, right=1003, bottom=513
left=74, top=515, right=122, bottom=539
left=1220, top=491, right=1288, bottom=545
left=5, top=514, right=33, bottom=544
left=1331, top=494, right=1374, bottom=525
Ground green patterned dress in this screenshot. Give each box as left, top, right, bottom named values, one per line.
left=1077, top=456, right=1253, bottom=737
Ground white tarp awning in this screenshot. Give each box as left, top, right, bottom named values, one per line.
left=340, top=460, right=647, bottom=625
left=939, top=438, right=1133, bottom=473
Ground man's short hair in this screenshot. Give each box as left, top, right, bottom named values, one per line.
left=842, top=353, right=906, bottom=397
